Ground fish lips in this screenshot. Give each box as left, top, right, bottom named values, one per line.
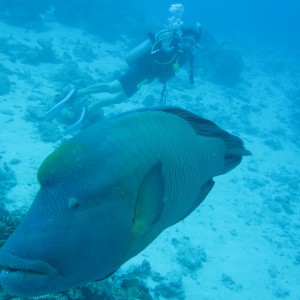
left=0, top=252, right=59, bottom=297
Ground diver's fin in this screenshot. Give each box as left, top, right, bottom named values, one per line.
left=46, top=88, right=77, bottom=120
left=63, top=107, right=86, bottom=136
left=132, top=162, right=164, bottom=237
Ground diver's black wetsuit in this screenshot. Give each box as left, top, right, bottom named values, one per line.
left=118, top=37, right=192, bottom=97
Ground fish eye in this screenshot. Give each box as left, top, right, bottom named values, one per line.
left=68, top=197, right=79, bottom=210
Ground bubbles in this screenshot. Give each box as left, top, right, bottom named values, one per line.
left=169, top=3, right=184, bottom=15
left=167, top=3, right=184, bottom=33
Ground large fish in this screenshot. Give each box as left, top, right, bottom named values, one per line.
left=0, top=107, right=250, bottom=297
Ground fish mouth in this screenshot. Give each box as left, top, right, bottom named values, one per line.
left=0, top=252, right=59, bottom=297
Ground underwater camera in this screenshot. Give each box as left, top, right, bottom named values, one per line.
left=125, top=3, right=185, bottom=66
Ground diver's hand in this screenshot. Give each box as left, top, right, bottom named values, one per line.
left=162, top=36, right=173, bottom=52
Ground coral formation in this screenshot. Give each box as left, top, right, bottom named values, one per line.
left=73, top=42, right=98, bottom=63
left=38, top=121, right=62, bottom=143
left=177, top=244, right=207, bottom=271
left=154, top=272, right=185, bottom=299
left=0, top=36, right=59, bottom=65
left=173, top=237, right=207, bottom=273
left=25, top=105, right=62, bottom=142
left=36, top=38, right=60, bottom=63
left=221, top=273, right=243, bottom=292
left=51, top=61, right=95, bottom=88
left=26, top=105, right=48, bottom=121
left=0, top=208, right=24, bottom=248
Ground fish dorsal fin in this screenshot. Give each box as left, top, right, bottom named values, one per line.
left=159, top=107, right=251, bottom=153
left=158, top=106, right=229, bottom=138
left=132, top=162, right=164, bottom=237
left=116, top=106, right=228, bottom=138
left=112, top=106, right=250, bottom=157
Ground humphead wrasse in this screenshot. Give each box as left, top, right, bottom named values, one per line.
left=0, top=107, right=250, bottom=297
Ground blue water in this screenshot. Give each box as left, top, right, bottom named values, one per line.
left=1, top=0, right=299, bottom=52
left=188, top=0, right=300, bottom=49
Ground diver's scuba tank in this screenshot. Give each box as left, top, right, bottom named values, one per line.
left=125, top=30, right=179, bottom=67
left=125, top=38, right=153, bottom=66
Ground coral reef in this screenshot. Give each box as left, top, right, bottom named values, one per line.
left=20, top=38, right=59, bottom=65
left=26, top=105, right=48, bottom=121
left=120, top=278, right=153, bottom=300
left=221, top=273, right=243, bottom=292
left=154, top=272, right=185, bottom=299
left=36, top=38, right=60, bottom=63
left=39, top=259, right=187, bottom=300
left=173, top=237, right=207, bottom=273
left=177, top=244, right=207, bottom=271
left=25, top=105, right=61, bottom=142
left=51, top=61, right=95, bottom=89
left=0, top=208, right=24, bottom=248
left=0, top=36, right=59, bottom=65
left=36, top=260, right=156, bottom=300
left=73, top=41, right=98, bottom=63
left=38, top=121, right=62, bottom=143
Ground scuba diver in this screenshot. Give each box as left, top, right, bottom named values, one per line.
left=46, top=4, right=202, bottom=132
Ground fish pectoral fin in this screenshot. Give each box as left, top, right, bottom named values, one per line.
left=132, top=162, right=165, bottom=237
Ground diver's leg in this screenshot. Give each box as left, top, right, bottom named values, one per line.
left=88, top=91, right=127, bottom=110
left=47, top=80, right=125, bottom=120
left=107, top=80, right=125, bottom=93
left=77, top=80, right=123, bottom=97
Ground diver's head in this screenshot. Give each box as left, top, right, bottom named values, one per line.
left=180, top=24, right=202, bottom=54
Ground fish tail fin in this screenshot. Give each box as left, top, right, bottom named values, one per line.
left=222, top=134, right=251, bottom=174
